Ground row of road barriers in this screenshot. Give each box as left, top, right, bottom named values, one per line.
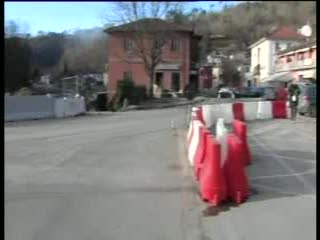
left=187, top=107, right=250, bottom=206
left=201, top=100, right=288, bottom=128
left=186, top=100, right=288, bottom=207
left=5, top=95, right=86, bottom=122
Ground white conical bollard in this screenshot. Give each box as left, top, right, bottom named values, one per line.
left=216, top=118, right=228, bottom=167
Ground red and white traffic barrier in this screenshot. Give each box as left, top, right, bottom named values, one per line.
left=232, top=102, right=245, bottom=121
left=188, top=120, right=204, bottom=166
left=223, top=133, right=250, bottom=204
left=244, top=101, right=258, bottom=121
left=257, top=101, right=273, bottom=119
left=199, top=132, right=227, bottom=206
left=187, top=99, right=293, bottom=207
left=216, top=118, right=229, bottom=167
left=219, top=103, right=234, bottom=124
left=272, top=100, right=287, bottom=118
left=233, top=119, right=252, bottom=165
left=202, top=104, right=214, bottom=128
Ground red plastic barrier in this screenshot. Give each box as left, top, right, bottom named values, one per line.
left=194, top=106, right=205, bottom=124
left=232, top=102, right=245, bottom=121
left=199, top=134, right=227, bottom=206
left=232, top=119, right=252, bottom=165
left=194, top=127, right=211, bottom=181
left=272, top=100, right=287, bottom=118
left=223, top=133, right=250, bottom=204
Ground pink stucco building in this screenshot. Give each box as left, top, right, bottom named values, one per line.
left=105, top=18, right=201, bottom=99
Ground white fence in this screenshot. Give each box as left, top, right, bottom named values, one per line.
left=5, top=96, right=86, bottom=122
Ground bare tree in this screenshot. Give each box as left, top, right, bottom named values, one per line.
left=5, top=20, right=30, bottom=38
left=105, top=2, right=184, bottom=96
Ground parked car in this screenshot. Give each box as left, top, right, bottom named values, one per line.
left=218, top=88, right=235, bottom=98
left=238, top=87, right=263, bottom=98
left=261, top=87, right=276, bottom=100
left=298, top=84, right=316, bottom=116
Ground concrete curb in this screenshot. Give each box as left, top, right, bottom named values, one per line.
left=85, top=111, right=115, bottom=116
left=135, top=99, right=205, bottom=110
left=85, top=99, right=206, bottom=114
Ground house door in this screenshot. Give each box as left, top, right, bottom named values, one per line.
left=155, top=72, right=163, bottom=87
left=171, top=72, right=180, bottom=91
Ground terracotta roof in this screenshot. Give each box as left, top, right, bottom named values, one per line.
left=105, top=18, right=194, bottom=33
left=249, top=25, right=305, bottom=49
left=266, top=25, right=304, bottom=40
left=276, top=40, right=316, bottom=55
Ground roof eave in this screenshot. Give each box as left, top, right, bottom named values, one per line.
left=248, top=37, right=267, bottom=49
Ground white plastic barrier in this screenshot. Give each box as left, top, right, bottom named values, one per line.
left=218, top=103, right=233, bottom=124
left=188, top=120, right=203, bottom=166
left=202, top=104, right=214, bottom=128
left=54, top=97, right=86, bottom=118
left=244, top=102, right=258, bottom=121
left=5, top=96, right=55, bottom=121
left=209, top=104, right=222, bottom=127
left=192, top=106, right=200, bottom=112
left=257, top=101, right=272, bottom=119
left=216, top=118, right=228, bottom=167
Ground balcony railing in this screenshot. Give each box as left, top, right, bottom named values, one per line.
left=275, top=59, right=316, bottom=72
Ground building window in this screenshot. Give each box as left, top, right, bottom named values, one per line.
left=124, top=39, right=134, bottom=51
left=123, top=71, right=132, bottom=80
left=154, top=39, right=165, bottom=49
left=171, top=39, right=180, bottom=51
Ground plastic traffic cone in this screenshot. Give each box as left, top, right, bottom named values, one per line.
left=199, top=134, right=227, bottom=206
left=223, top=133, right=250, bottom=204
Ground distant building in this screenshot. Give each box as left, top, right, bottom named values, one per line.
left=249, top=25, right=304, bottom=86
left=105, top=18, right=202, bottom=99
left=271, top=40, right=316, bottom=86
left=207, top=34, right=251, bottom=88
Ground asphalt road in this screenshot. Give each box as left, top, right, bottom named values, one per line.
left=203, top=116, right=316, bottom=240
left=5, top=107, right=203, bottom=240
left=5, top=107, right=316, bottom=240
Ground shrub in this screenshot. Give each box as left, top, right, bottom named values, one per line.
left=96, top=93, right=108, bottom=111
left=161, top=89, right=172, bottom=98
left=114, top=79, right=148, bottom=109
left=184, top=84, right=196, bottom=100
left=131, top=85, right=147, bottom=105
left=116, top=78, right=135, bottom=102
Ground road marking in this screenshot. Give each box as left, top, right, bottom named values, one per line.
left=251, top=183, right=316, bottom=199
left=250, top=134, right=316, bottom=194
left=250, top=168, right=316, bottom=180
left=253, top=153, right=316, bottom=163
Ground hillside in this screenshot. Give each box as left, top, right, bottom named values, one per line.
left=168, top=1, right=316, bottom=51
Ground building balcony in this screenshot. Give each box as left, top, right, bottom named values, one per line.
left=275, top=58, right=316, bottom=72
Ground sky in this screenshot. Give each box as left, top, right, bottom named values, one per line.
left=5, top=1, right=239, bottom=35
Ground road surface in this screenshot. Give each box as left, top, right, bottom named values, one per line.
left=5, top=107, right=316, bottom=240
